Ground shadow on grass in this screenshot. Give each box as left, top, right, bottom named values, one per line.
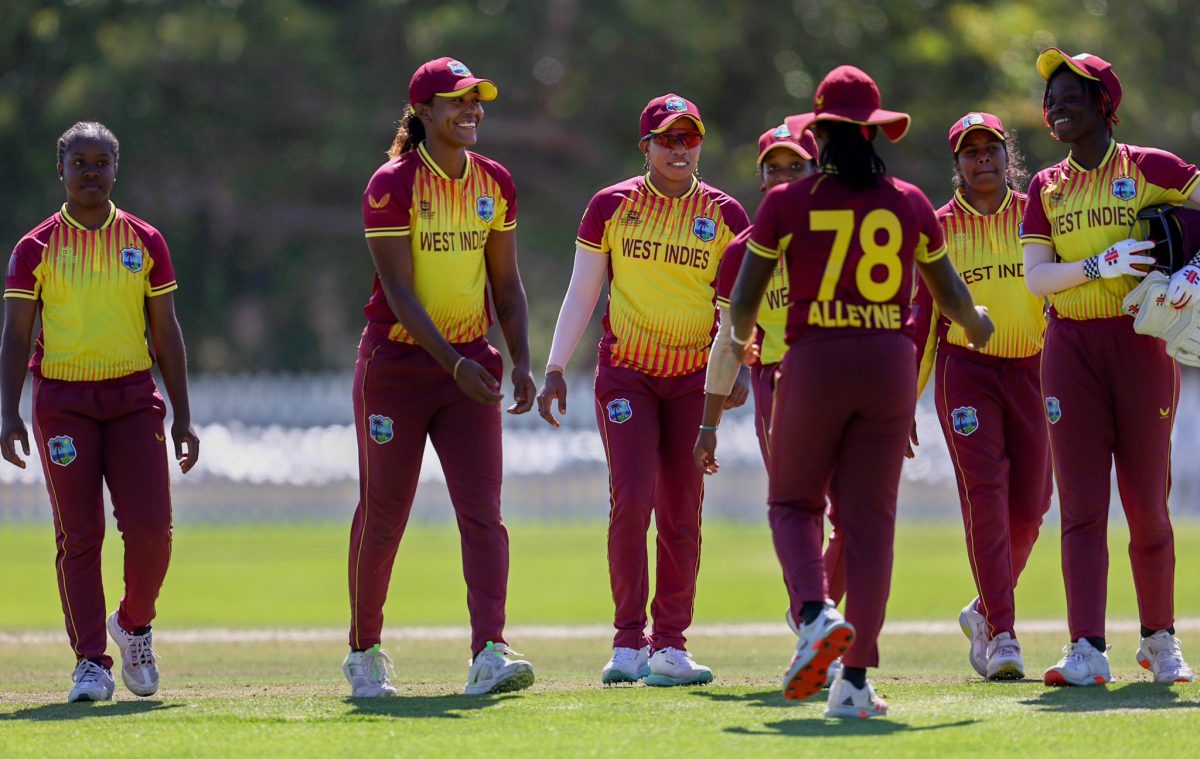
left=692, top=689, right=795, bottom=709
left=1021, top=682, right=1200, bottom=713
left=727, top=718, right=977, bottom=737
left=343, top=692, right=519, bottom=719
left=0, top=700, right=183, bottom=722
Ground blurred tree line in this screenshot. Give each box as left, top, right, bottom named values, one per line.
left=2, top=0, right=1198, bottom=372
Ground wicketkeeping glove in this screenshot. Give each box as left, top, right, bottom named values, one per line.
left=1085, top=238, right=1156, bottom=280
left=1122, top=272, right=1173, bottom=333
left=1167, top=252, right=1200, bottom=308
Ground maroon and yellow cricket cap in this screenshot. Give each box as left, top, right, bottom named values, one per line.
left=786, top=65, right=910, bottom=143
left=640, top=94, right=705, bottom=139
left=948, top=112, right=1006, bottom=154
left=756, top=124, right=819, bottom=165
left=408, top=57, right=498, bottom=105
left=1036, top=48, right=1122, bottom=111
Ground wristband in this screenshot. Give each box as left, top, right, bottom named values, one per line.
left=452, top=356, right=467, bottom=380
left=546, top=363, right=565, bottom=375
left=730, top=328, right=752, bottom=346
left=1083, top=256, right=1101, bottom=281
left=699, top=424, right=719, bottom=431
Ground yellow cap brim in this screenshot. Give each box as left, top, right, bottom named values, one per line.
left=437, top=80, right=499, bottom=101
left=952, top=125, right=1006, bottom=153
left=1036, top=48, right=1098, bottom=83
left=757, top=142, right=813, bottom=166
left=649, top=115, right=705, bottom=136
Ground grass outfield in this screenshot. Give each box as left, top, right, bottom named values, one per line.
left=4, top=521, right=1200, bottom=757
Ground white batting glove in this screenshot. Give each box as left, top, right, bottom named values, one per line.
left=1167, top=264, right=1200, bottom=309
left=1084, top=239, right=1156, bottom=280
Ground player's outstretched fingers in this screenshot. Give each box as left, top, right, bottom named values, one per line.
left=536, top=372, right=568, bottom=428
left=0, top=423, right=30, bottom=469
left=507, top=370, right=536, bottom=415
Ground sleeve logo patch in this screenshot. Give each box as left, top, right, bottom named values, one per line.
left=664, top=97, right=687, bottom=113
left=447, top=60, right=471, bottom=76
left=606, top=398, right=633, bottom=424
left=120, top=248, right=144, bottom=273
left=368, top=414, right=394, bottom=444
left=693, top=216, right=717, bottom=242
left=950, top=406, right=979, bottom=436
left=368, top=193, right=391, bottom=209
left=1045, top=396, right=1062, bottom=425
left=1112, top=177, right=1137, bottom=201
left=476, top=196, right=496, bottom=222
left=47, top=435, right=77, bottom=466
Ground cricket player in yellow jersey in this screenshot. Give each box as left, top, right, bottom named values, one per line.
left=1023, top=49, right=1200, bottom=686
left=1, top=122, right=199, bottom=703
left=911, top=113, right=1050, bottom=681
left=346, top=58, right=536, bottom=698
left=536, top=94, right=749, bottom=686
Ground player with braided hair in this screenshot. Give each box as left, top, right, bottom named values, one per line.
left=1022, top=48, right=1200, bottom=687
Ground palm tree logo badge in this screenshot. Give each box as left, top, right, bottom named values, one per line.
left=47, top=436, right=77, bottom=467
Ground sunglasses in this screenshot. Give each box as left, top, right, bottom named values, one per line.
left=645, top=131, right=703, bottom=149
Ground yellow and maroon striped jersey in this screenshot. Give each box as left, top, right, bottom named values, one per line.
left=576, top=175, right=749, bottom=377
left=361, top=143, right=517, bottom=344
left=715, top=227, right=790, bottom=366
left=1021, top=141, right=1200, bottom=320
left=748, top=174, right=946, bottom=345
left=4, top=203, right=177, bottom=382
left=914, top=189, right=1046, bottom=393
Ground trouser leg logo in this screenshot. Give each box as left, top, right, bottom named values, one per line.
left=606, top=399, right=632, bottom=424
left=367, top=415, right=394, bottom=444
left=1045, top=396, right=1062, bottom=425
left=950, top=406, right=979, bottom=436
left=47, top=435, right=77, bottom=466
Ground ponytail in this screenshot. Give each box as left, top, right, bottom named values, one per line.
left=820, top=122, right=886, bottom=190
left=387, top=106, right=425, bottom=158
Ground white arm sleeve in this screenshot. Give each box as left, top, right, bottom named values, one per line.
left=546, top=247, right=609, bottom=371
left=704, top=307, right=743, bottom=396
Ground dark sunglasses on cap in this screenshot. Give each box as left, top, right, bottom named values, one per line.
left=643, top=131, right=703, bottom=149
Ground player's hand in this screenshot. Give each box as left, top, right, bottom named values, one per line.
left=455, top=359, right=503, bottom=406
left=693, top=429, right=719, bottom=475
left=0, top=415, right=30, bottom=469
left=536, top=370, right=568, bottom=428
left=507, top=361, right=536, bottom=415
left=1168, top=264, right=1200, bottom=309
left=965, top=306, right=994, bottom=351
left=724, top=366, right=751, bottom=410
left=1094, top=239, right=1156, bottom=279
left=171, top=418, right=200, bottom=474
left=904, top=418, right=919, bottom=459
left=736, top=326, right=760, bottom=366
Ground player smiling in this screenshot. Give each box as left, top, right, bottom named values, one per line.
left=346, top=57, right=536, bottom=698
left=1023, top=49, right=1200, bottom=687
left=1, top=121, right=199, bottom=703
left=536, top=93, right=749, bottom=687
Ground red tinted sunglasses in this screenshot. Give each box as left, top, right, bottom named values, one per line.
left=645, top=131, right=703, bottom=149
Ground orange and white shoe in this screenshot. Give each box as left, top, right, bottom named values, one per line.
left=782, top=604, right=855, bottom=702
left=1136, top=631, right=1195, bottom=683
left=824, top=672, right=888, bottom=719
left=1043, top=639, right=1112, bottom=686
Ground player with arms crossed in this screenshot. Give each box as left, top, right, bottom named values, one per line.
left=1023, top=49, right=1200, bottom=686
left=911, top=113, right=1050, bottom=681
left=694, top=125, right=849, bottom=682
left=1, top=122, right=199, bottom=702
left=537, top=94, right=749, bottom=686
left=700, top=67, right=992, bottom=718
left=346, top=58, right=536, bottom=697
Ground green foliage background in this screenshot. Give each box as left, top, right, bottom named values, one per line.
left=2, top=0, right=1198, bottom=370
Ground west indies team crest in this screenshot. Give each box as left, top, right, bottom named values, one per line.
left=1112, top=177, right=1137, bottom=201
left=693, top=217, right=716, bottom=243
left=606, top=398, right=632, bottom=424
left=664, top=97, right=687, bottom=113
left=447, top=60, right=471, bottom=76
left=949, top=407, right=979, bottom=437
left=771, top=124, right=789, bottom=139
left=368, top=414, right=394, bottom=444
left=120, top=247, right=144, bottom=273
left=46, top=435, right=77, bottom=467
left=1045, top=396, right=1062, bottom=425
left=476, top=196, right=496, bottom=223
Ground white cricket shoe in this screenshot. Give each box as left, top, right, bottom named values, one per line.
left=824, top=672, right=888, bottom=719
left=601, top=646, right=650, bottom=684
left=464, top=641, right=535, bottom=695
left=1136, top=631, right=1195, bottom=683
left=958, top=598, right=988, bottom=677
left=68, top=659, right=115, bottom=703
left=107, top=612, right=159, bottom=696
left=783, top=603, right=855, bottom=702
left=1043, top=639, right=1112, bottom=686
left=788, top=608, right=841, bottom=688
left=343, top=644, right=397, bottom=697
left=645, top=647, right=714, bottom=686
left=986, top=631, right=1024, bottom=681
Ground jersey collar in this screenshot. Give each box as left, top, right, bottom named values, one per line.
left=952, top=187, right=1013, bottom=217
left=644, top=173, right=699, bottom=200
left=417, top=142, right=473, bottom=181
left=60, top=201, right=118, bottom=230
left=1066, top=139, right=1117, bottom=173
